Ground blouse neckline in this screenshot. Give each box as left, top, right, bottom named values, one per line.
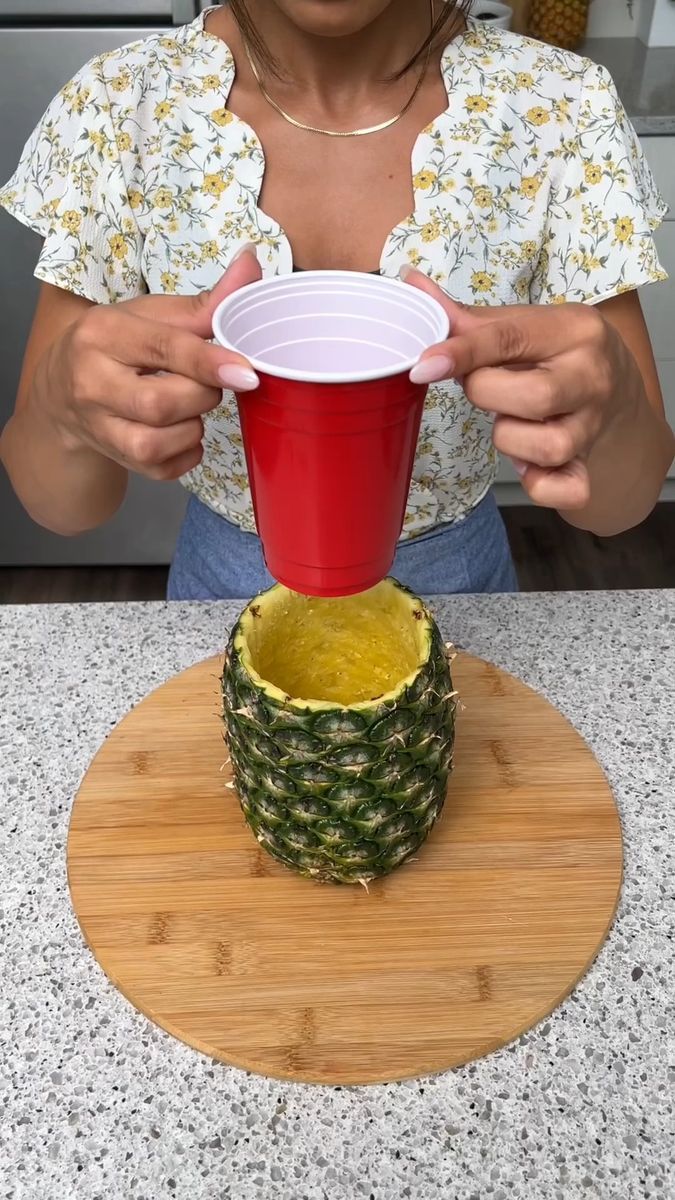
left=179, top=6, right=478, bottom=274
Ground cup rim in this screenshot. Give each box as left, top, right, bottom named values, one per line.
left=212, top=269, right=450, bottom=384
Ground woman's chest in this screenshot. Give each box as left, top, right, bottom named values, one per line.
left=135, top=94, right=555, bottom=302
left=254, top=130, right=418, bottom=273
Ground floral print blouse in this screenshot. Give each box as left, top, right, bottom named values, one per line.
left=0, top=9, right=668, bottom=537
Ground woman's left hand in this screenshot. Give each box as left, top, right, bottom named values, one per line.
left=405, top=269, right=643, bottom=512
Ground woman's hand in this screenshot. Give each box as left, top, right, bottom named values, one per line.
left=404, top=267, right=674, bottom=524
left=1, top=247, right=262, bottom=535
left=39, top=247, right=261, bottom=482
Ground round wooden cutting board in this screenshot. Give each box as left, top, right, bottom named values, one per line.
left=67, top=654, right=623, bottom=1086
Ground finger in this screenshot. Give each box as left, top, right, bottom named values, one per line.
left=121, top=373, right=223, bottom=426
left=468, top=352, right=593, bottom=424
left=102, top=415, right=204, bottom=472
left=468, top=346, right=609, bottom=421
left=447, top=315, right=582, bottom=378
left=466, top=363, right=567, bottom=420
left=96, top=436, right=204, bottom=481
left=519, top=458, right=592, bottom=511
left=406, top=304, right=593, bottom=389
left=409, top=322, right=542, bottom=386
left=492, top=411, right=599, bottom=469
left=398, top=262, right=566, bottom=350
left=124, top=245, right=263, bottom=338
left=398, top=266, right=504, bottom=333
left=104, top=442, right=205, bottom=482
left=94, top=311, right=256, bottom=388
left=406, top=264, right=590, bottom=349
left=141, top=443, right=205, bottom=482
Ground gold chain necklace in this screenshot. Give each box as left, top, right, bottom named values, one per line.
left=243, top=1, right=435, bottom=139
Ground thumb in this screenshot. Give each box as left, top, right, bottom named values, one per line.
left=400, top=265, right=497, bottom=334
left=195, top=245, right=264, bottom=332
left=126, top=245, right=263, bottom=338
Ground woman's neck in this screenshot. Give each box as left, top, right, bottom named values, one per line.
left=212, top=0, right=450, bottom=107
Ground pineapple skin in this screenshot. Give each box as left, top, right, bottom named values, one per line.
left=221, top=583, right=457, bottom=885
left=528, top=0, right=589, bottom=50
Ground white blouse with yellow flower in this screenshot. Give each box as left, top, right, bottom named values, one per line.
left=0, top=10, right=667, bottom=539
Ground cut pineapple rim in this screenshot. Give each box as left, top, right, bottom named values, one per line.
left=233, top=579, right=433, bottom=710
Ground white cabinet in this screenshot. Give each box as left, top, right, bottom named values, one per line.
left=641, top=136, right=675, bottom=480
left=639, top=223, right=675, bottom=361
left=658, top=360, right=675, bottom=431
left=641, top=135, right=675, bottom=212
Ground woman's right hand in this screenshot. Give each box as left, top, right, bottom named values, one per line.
left=39, top=248, right=261, bottom=481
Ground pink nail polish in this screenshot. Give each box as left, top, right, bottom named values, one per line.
left=409, top=355, right=453, bottom=385
left=231, top=242, right=259, bottom=264
left=218, top=364, right=259, bottom=392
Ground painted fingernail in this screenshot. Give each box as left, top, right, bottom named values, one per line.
left=409, top=354, right=453, bottom=385
left=510, top=457, right=529, bottom=477
left=218, top=364, right=259, bottom=391
left=232, top=242, right=259, bottom=264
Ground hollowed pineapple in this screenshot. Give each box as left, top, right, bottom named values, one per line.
left=221, top=579, right=457, bottom=885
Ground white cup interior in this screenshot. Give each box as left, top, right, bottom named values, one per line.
left=212, top=270, right=450, bottom=383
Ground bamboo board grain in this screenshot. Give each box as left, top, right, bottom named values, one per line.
left=67, top=653, right=623, bottom=1086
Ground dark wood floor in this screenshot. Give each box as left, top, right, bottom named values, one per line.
left=504, top=502, right=675, bottom=591
left=1, top=505, right=673, bottom=603
left=0, top=564, right=170, bottom=605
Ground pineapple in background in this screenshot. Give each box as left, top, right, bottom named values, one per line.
left=222, top=579, right=457, bottom=885
left=528, top=0, right=590, bottom=49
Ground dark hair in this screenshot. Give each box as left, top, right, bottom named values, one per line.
left=229, top=1, right=472, bottom=80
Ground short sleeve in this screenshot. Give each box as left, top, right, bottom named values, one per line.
left=530, top=60, right=668, bottom=306
left=0, top=58, right=145, bottom=303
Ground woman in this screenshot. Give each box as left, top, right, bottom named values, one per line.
left=0, top=0, right=672, bottom=599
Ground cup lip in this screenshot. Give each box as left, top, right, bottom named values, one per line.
left=212, top=269, right=450, bottom=384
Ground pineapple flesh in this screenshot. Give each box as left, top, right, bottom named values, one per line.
left=222, top=579, right=457, bottom=885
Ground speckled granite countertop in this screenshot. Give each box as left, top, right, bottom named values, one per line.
left=581, top=37, right=675, bottom=134
left=2, top=592, right=674, bottom=1199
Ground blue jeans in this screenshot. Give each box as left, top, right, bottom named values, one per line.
left=167, top=491, right=518, bottom=600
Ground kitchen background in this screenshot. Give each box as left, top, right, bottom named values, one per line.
left=0, top=0, right=673, bottom=599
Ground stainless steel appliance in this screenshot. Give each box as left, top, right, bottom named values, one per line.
left=0, top=2, right=208, bottom=565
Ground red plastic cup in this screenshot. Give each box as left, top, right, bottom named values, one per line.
left=212, top=271, right=449, bottom=597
